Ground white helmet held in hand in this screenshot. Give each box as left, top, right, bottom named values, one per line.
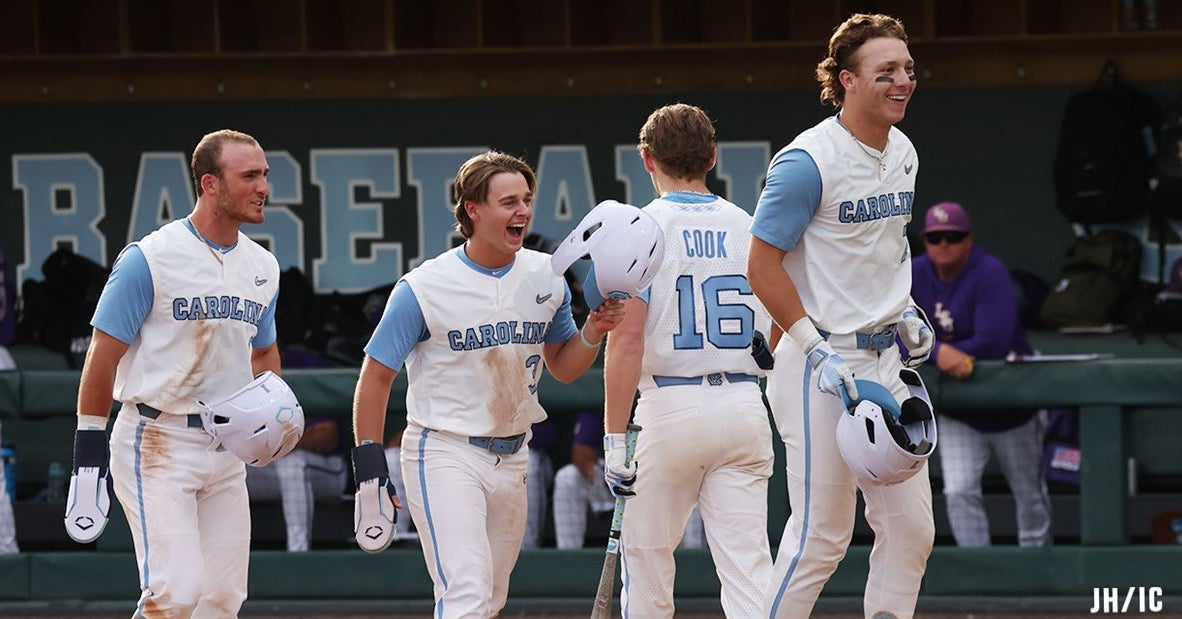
left=550, top=200, right=665, bottom=308
left=199, top=371, right=305, bottom=467
left=835, top=369, right=937, bottom=486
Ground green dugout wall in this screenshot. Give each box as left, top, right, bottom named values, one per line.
left=1, top=358, right=1180, bottom=613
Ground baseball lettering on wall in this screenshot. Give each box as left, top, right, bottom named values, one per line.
left=9, top=143, right=771, bottom=293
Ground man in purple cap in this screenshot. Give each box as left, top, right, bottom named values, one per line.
left=911, top=201, right=1052, bottom=548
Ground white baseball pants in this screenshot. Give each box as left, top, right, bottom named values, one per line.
left=764, top=342, right=934, bottom=619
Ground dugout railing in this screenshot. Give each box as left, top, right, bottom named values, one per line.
left=0, top=360, right=1180, bottom=613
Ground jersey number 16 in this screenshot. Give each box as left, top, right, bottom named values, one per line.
left=672, top=274, right=755, bottom=350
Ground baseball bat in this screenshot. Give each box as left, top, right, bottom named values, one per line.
left=590, top=423, right=641, bottom=619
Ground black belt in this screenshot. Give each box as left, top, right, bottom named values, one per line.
left=137, top=403, right=203, bottom=429
left=468, top=433, right=527, bottom=455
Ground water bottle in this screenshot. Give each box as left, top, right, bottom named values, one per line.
left=47, top=461, right=66, bottom=503
left=0, top=444, right=15, bottom=501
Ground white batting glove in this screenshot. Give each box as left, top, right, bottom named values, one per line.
left=64, top=429, right=112, bottom=544
left=805, top=340, right=859, bottom=401
left=899, top=306, right=935, bottom=368
left=603, top=433, right=637, bottom=499
left=352, top=442, right=398, bottom=553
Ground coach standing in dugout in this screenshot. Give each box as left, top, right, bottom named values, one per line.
left=349, top=151, right=625, bottom=617
left=67, top=129, right=282, bottom=616
left=747, top=13, right=936, bottom=619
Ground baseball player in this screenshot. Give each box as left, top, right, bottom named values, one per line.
left=67, top=129, right=281, bottom=617
left=746, top=14, right=937, bottom=619
left=350, top=151, right=625, bottom=617
left=603, top=103, right=775, bottom=618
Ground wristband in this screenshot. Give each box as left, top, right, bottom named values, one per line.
left=786, top=316, right=824, bottom=353
left=578, top=326, right=602, bottom=349
left=352, top=441, right=389, bottom=484
left=77, top=415, right=109, bottom=431
left=73, top=429, right=109, bottom=472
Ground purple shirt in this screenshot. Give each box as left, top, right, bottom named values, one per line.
left=911, top=245, right=1035, bottom=432
left=572, top=410, right=604, bottom=449
left=528, top=417, right=559, bottom=453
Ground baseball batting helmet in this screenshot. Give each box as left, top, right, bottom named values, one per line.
left=550, top=200, right=665, bottom=309
left=198, top=371, right=305, bottom=467
left=834, top=368, right=937, bottom=485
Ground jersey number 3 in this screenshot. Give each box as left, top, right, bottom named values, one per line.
left=673, top=274, right=755, bottom=350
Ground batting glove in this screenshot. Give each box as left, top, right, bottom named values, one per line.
left=352, top=441, right=398, bottom=554
left=899, top=306, right=935, bottom=368
left=64, top=429, right=113, bottom=544
left=805, top=340, right=860, bottom=401
left=603, top=433, right=637, bottom=499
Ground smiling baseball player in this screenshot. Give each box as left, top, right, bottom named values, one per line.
left=349, top=151, right=626, bottom=617
left=67, top=129, right=285, bottom=617
left=747, top=14, right=936, bottom=619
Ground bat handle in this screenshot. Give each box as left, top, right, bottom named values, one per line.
left=608, top=424, right=642, bottom=535
left=624, top=423, right=641, bottom=465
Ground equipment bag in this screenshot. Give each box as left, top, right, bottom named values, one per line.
left=1153, top=92, right=1182, bottom=220
left=1040, top=230, right=1142, bottom=327
left=1053, top=61, right=1160, bottom=224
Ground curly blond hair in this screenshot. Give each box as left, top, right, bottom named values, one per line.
left=816, top=13, right=909, bottom=108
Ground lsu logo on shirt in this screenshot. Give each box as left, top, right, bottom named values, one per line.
left=172, top=296, right=267, bottom=326
left=448, top=320, right=551, bottom=351
left=839, top=191, right=915, bottom=223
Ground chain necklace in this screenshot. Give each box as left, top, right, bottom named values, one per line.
left=188, top=217, right=225, bottom=265
left=836, top=113, right=889, bottom=172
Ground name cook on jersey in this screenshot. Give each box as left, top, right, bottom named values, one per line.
left=172, top=295, right=269, bottom=325
left=448, top=320, right=552, bottom=351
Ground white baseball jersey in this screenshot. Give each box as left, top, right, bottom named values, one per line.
left=400, top=247, right=566, bottom=438
left=776, top=116, right=917, bottom=334
left=114, top=219, right=280, bottom=415
left=640, top=194, right=772, bottom=388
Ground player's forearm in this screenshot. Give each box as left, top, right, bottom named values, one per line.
left=545, top=331, right=602, bottom=383
left=76, top=329, right=128, bottom=418
left=603, top=300, right=645, bottom=435
left=297, top=422, right=340, bottom=454
left=571, top=443, right=600, bottom=482
left=251, top=343, right=282, bottom=377
left=603, top=335, right=642, bottom=436
left=747, top=238, right=808, bottom=335
left=352, top=356, right=397, bottom=445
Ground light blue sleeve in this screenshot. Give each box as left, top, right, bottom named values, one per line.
left=251, top=290, right=279, bottom=349
left=363, top=280, right=430, bottom=371
left=750, top=149, right=823, bottom=252
left=581, top=263, right=604, bottom=310
left=91, top=245, right=153, bottom=345
left=545, top=280, right=578, bottom=344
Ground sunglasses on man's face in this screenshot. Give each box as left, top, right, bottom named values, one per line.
left=924, top=231, right=968, bottom=245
